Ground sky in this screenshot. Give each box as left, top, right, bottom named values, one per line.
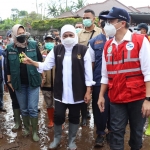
left=0, top=0, right=150, bottom=20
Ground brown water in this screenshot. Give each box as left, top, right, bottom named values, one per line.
left=0, top=92, right=150, bottom=150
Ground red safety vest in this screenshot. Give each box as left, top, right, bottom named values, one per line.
left=104, top=33, right=146, bottom=103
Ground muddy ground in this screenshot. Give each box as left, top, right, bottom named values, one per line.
left=0, top=92, right=150, bottom=150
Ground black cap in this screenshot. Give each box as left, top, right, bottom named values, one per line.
left=98, top=10, right=109, bottom=20
left=44, top=34, right=55, bottom=40
left=134, top=23, right=148, bottom=33
left=100, top=7, right=130, bottom=23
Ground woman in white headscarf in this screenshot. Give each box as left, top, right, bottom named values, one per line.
left=22, top=24, right=93, bottom=150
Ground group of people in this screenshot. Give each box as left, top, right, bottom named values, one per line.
left=0, top=6, right=150, bottom=150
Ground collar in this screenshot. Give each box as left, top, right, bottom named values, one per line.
left=111, top=30, right=132, bottom=45
left=83, top=24, right=97, bottom=33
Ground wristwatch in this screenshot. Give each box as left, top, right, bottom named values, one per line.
left=7, top=81, right=11, bottom=84
left=145, top=97, right=150, bottom=101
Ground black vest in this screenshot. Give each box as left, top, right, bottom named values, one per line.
left=54, top=44, right=87, bottom=102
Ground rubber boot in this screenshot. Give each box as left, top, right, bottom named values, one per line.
left=145, top=117, right=150, bottom=135
left=49, top=124, right=62, bottom=149
left=68, top=123, right=79, bottom=150
left=30, top=117, right=39, bottom=142
left=12, top=109, right=21, bottom=131
left=47, top=108, right=54, bottom=128
left=22, top=116, right=30, bottom=136
left=81, top=103, right=87, bottom=126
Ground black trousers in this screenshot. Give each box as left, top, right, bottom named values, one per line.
left=6, top=84, right=20, bottom=109
left=54, top=100, right=83, bottom=125
left=92, top=86, right=110, bottom=135
left=109, top=100, right=146, bottom=150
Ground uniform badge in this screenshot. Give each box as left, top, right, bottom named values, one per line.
left=77, top=54, right=82, bottom=59
left=126, top=42, right=134, bottom=51
left=107, top=46, right=112, bottom=53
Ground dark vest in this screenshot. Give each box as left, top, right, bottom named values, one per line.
left=53, top=44, right=87, bottom=102
left=7, top=40, right=41, bottom=91
left=89, top=33, right=107, bottom=86
left=0, top=55, right=2, bottom=84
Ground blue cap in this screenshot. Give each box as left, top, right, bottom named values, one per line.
left=100, top=7, right=130, bottom=23
left=134, top=23, right=148, bottom=33
left=6, top=30, right=12, bottom=37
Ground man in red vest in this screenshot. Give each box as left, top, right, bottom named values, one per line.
left=98, top=7, right=150, bottom=150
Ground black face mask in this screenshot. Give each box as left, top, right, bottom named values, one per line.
left=100, top=21, right=105, bottom=28
left=55, top=37, right=60, bottom=42
left=16, top=34, right=26, bottom=43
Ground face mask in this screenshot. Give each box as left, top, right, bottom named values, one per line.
left=9, top=38, right=14, bottom=44
left=45, top=42, right=54, bottom=51
left=63, top=37, right=75, bottom=45
left=104, top=22, right=122, bottom=37
left=83, top=19, right=93, bottom=27
left=16, top=34, right=26, bottom=43
left=100, top=21, right=105, bottom=28
left=136, top=31, right=141, bottom=34
left=76, top=28, right=82, bottom=33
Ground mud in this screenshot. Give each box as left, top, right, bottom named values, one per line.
left=0, top=92, right=150, bottom=150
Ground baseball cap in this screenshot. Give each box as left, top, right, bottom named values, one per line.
left=6, top=30, right=12, bottom=37
left=44, top=34, right=55, bottom=40
left=100, top=7, right=130, bottom=23
left=134, top=23, right=148, bottom=33
left=98, top=10, right=109, bottom=20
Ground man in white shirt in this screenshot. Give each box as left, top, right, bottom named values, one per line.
left=98, top=7, right=150, bottom=150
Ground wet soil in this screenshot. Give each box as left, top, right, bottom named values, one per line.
left=0, top=92, right=150, bottom=150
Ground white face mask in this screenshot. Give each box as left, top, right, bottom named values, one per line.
left=63, top=37, right=75, bottom=45
left=136, top=31, right=141, bottom=34
left=104, top=22, right=122, bottom=37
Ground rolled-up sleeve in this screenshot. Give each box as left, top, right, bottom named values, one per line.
left=139, top=37, right=150, bottom=82
left=84, top=48, right=93, bottom=86
left=101, top=51, right=108, bottom=84
left=37, top=49, right=55, bottom=73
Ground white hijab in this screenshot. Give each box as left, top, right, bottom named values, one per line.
left=61, top=24, right=78, bottom=48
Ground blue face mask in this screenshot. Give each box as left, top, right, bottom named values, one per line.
left=83, top=19, right=92, bottom=27
left=76, top=28, right=82, bottom=33
left=45, top=42, right=54, bottom=51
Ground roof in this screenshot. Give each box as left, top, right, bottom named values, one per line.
left=129, top=12, right=150, bottom=23
left=128, top=6, right=140, bottom=12
left=76, top=0, right=135, bottom=17
left=136, top=6, right=150, bottom=13
left=56, top=11, right=80, bottom=19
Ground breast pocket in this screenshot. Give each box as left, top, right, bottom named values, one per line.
left=26, top=50, right=37, bottom=60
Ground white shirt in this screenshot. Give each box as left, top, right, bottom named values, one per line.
left=101, top=30, right=150, bottom=84
left=37, top=48, right=93, bottom=104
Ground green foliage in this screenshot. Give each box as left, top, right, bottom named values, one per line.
left=0, top=18, right=20, bottom=30
left=31, top=18, right=83, bottom=31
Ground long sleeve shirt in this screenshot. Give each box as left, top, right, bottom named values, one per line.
left=37, top=47, right=93, bottom=104
left=101, top=30, right=150, bottom=84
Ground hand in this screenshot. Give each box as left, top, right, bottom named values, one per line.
left=8, top=83, right=14, bottom=92
left=4, top=84, right=8, bottom=92
left=84, top=92, right=91, bottom=103
left=21, top=52, right=33, bottom=65
left=41, top=78, right=46, bottom=87
left=97, top=96, right=105, bottom=112
left=141, top=100, right=150, bottom=118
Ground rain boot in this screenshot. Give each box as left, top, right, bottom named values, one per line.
left=30, top=117, right=39, bottom=142
left=68, top=122, right=79, bottom=150
left=22, top=116, right=30, bottom=136
left=145, top=117, right=150, bottom=136
left=81, top=103, right=87, bottom=126
left=49, top=124, right=62, bottom=149
left=47, top=107, right=54, bottom=128
left=12, top=109, right=21, bottom=131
